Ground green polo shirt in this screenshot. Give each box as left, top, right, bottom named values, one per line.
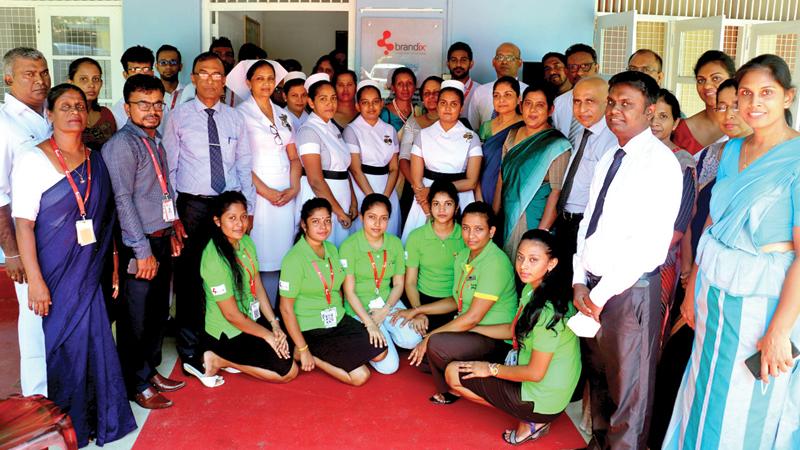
left=201, top=235, right=259, bottom=340
left=405, top=222, right=466, bottom=298
left=452, top=242, right=517, bottom=325
left=516, top=284, right=581, bottom=415
left=279, top=237, right=346, bottom=332
left=339, top=230, right=405, bottom=317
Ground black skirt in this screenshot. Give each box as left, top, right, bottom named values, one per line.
left=461, top=375, right=562, bottom=423
left=302, top=315, right=384, bottom=372
left=204, top=319, right=294, bottom=376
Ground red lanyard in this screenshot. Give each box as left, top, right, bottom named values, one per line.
left=464, top=79, right=474, bottom=99
left=510, top=302, right=526, bottom=350
left=312, top=258, right=335, bottom=305
left=51, top=137, right=91, bottom=218
left=456, top=265, right=474, bottom=314
left=236, top=248, right=257, bottom=299
left=367, top=250, right=387, bottom=294
left=140, top=138, right=169, bottom=197
left=170, top=91, right=179, bottom=109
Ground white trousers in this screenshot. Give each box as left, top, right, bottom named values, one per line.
left=16, top=281, right=47, bottom=395
left=353, top=303, right=422, bottom=374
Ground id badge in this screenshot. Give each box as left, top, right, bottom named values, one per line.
left=321, top=307, right=337, bottom=328
left=505, top=349, right=519, bottom=366
left=249, top=300, right=261, bottom=321
left=162, top=198, right=177, bottom=222
left=368, top=296, right=385, bottom=310
left=76, top=219, right=96, bottom=246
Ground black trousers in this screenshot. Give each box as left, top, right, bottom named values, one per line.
left=584, top=270, right=663, bottom=450
left=116, top=234, right=173, bottom=396
left=551, top=212, right=583, bottom=280
left=175, top=194, right=216, bottom=367
left=428, top=332, right=510, bottom=393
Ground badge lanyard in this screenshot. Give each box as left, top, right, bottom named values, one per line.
left=367, top=250, right=387, bottom=295
left=464, top=79, right=474, bottom=100
left=456, top=265, right=475, bottom=314
left=236, top=248, right=258, bottom=299
left=51, top=137, right=91, bottom=218
left=170, top=91, right=179, bottom=110
left=312, top=258, right=335, bottom=305
left=140, top=138, right=170, bottom=198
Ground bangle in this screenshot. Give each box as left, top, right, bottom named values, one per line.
left=489, top=363, right=499, bottom=377
left=297, top=344, right=309, bottom=352
left=4, top=254, right=20, bottom=259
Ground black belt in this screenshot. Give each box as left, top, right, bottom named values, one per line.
left=423, top=168, right=465, bottom=183
left=361, top=163, right=390, bottom=176
left=559, top=211, right=584, bottom=222
left=178, top=192, right=218, bottom=202
left=302, top=168, right=349, bottom=180
left=586, top=267, right=661, bottom=290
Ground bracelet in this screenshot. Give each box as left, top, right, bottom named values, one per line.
left=489, top=363, right=499, bottom=377
left=270, top=317, right=280, bottom=323
left=297, top=344, right=309, bottom=352
left=4, top=254, right=20, bottom=259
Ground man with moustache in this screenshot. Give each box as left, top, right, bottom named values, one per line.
left=111, top=45, right=156, bottom=129
left=552, top=44, right=599, bottom=145
left=0, top=47, right=52, bottom=396
left=543, top=52, right=572, bottom=95
left=178, top=37, right=244, bottom=107
left=103, top=74, right=187, bottom=409
left=467, top=42, right=528, bottom=130
left=446, top=42, right=481, bottom=119
left=156, top=44, right=185, bottom=111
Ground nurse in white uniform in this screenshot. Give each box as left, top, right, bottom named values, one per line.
left=343, top=80, right=401, bottom=236
left=283, top=71, right=310, bottom=132
left=296, top=73, right=357, bottom=246
left=401, top=80, right=482, bottom=243
left=227, top=59, right=301, bottom=302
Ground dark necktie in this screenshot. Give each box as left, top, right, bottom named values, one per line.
left=557, top=128, right=592, bottom=213
left=585, top=148, right=626, bottom=239
left=205, top=108, right=225, bottom=194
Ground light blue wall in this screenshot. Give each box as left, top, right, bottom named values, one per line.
left=122, top=0, right=202, bottom=84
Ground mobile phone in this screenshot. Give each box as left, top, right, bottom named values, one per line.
left=127, top=258, right=137, bottom=275
left=745, top=341, right=800, bottom=379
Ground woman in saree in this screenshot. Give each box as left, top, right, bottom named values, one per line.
left=497, top=83, right=571, bottom=257
left=13, top=84, right=135, bottom=447
left=665, top=54, right=800, bottom=450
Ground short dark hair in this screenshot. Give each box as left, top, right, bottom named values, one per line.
left=238, top=42, right=267, bottom=61
left=522, top=81, right=556, bottom=109
left=447, top=42, right=474, bottom=61
left=121, top=45, right=154, bottom=71
left=391, top=66, right=417, bottom=87
left=192, top=51, right=223, bottom=73
left=46, top=83, right=87, bottom=112
left=427, top=180, right=461, bottom=222
left=360, top=193, right=392, bottom=217
left=715, top=78, right=738, bottom=100
left=462, top=201, right=496, bottom=229
left=209, top=37, right=233, bottom=51
left=312, top=54, right=334, bottom=73
left=694, top=50, right=735, bottom=77
left=736, top=53, right=794, bottom=125
left=123, top=74, right=165, bottom=103
left=156, top=44, right=181, bottom=63
left=68, top=57, right=102, bottom=80
left=608, top=70, right=660, bottom=106
left=565, top=43, right=597, bottom=63
left=656, top=88, right=681, bottom=120
left=282, top=59, right=302, bottom=72
left=542, top=52, right=567, bottom=66
left=628, top=48, right=663, bottom=72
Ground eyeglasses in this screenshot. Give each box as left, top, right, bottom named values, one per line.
left=194, top=72, right=224, bottom=81
left=269, top=124, right=283, bottom=146
left=158, top=59, right=179, bottom=66
left=494, top=55, right=519, bottom=63
left=714, top=103, right=739, bottom=113
left=567, top=63, right=596, bottom=72
left=58, top=103, right=87, bottom=113
left=128, top=100, right=166, bottom=111
left=627, top=65, right=659, bottom=74
left=127, top=66, right=153, bottom=74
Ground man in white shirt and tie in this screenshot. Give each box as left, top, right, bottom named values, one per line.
left=572, top=71, right=682, bottom=450
left=466, top=42, right=528, bottom=130
left=552, top=44, right=599, bottom=145
left=0, top=47, right=52, bottom=396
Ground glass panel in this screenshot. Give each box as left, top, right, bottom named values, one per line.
left=0, top=7, right=37, bottom=100
left=51, top=16, right=110, bottom=57
left=677, top=82, right=705, bottom=117
left=600, top=25, right=628, bottom=76
left=756, top=33, right=798, bottom=68
left=52, top=58, right=113, bottom=101
left=635, top=21, right=666, bottom=60
left=678, top=29, right=713, bottom=78
left=723, top=25, right=739, bottom=60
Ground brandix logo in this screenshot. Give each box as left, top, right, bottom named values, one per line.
left=377, top=30, right=427, bottom=55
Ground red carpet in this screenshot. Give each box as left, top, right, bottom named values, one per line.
left=134, top=360, right=585, bottom=449
left=0, top=267, right=21, bottom=398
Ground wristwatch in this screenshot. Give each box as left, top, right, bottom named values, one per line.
left=489, top=363, right=499, bottom=377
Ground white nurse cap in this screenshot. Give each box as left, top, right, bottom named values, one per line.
left=356, top=79, right=382, bottom=94
left=304, top=72, right=330, bottom=92
left=226, top=59, right=288, bottom=100
left=440, top=79, right=465, bottom=93
left=284, top=71, right=307, bottom=83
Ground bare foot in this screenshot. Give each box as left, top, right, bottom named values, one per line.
left=203, top=351, right=219, bottom=377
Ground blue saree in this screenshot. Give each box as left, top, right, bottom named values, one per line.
left=479, top=120, right=519, bottom=208
left=40, top=153, right=136, bottom=447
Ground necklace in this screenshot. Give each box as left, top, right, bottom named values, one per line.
left=392, top=99, right=410, bottom=124
left=73, top=161, right=87, bottom=184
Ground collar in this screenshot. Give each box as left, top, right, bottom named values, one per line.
left=587, top=116, right=609, bottom=135
left=619, top=127, right=657, bottom=154
left=3, top=93, right=46, bottom=117
left=298, top=236, right=330, bottom=262
left=434, top=120, right=466, bottom=138
left=423, top=221, right=461, bottom=241
left=289, top=109, right=307, bottom=120
left=465, top=241, right=497, bottom=267
left=192, top=96, right=221, bottom=112
left=355, top=229, right=388, bottom=252
left=121, top=121, right=162, bottom=141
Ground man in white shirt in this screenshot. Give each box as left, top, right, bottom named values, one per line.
left=552, top=76, right=616, bottom=278
left=552, top=44, right=599, bottom=145
left=446, top=42, right=480, bottom=119
left=111, top=45, right=155, bottom=129
left=466, top=42, right=528, bottom=130
left=572, top=71, right=682, bottom=450
left=0, top=47, right=52, bottom=396
left=627, top=48, right=664, bottom=86
left=156, top=44, right=185, bottom=111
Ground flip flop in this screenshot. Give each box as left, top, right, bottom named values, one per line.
left=502, top=422, right=551, bottom=445
left=428, top=392, right=460, bottom=405
left=182, top=363, right=225, bottom=388
left=221, top=367, right=241, bottom=374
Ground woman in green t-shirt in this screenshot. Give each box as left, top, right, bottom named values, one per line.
left=401, top=201, right=519, bottom=404
left=199, top=191, right=298, bottom=385
left=446, top=229, right=581, bottom=445
left=279, top=198, right=387, bottom=386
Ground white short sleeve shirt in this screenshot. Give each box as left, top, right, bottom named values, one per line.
left=343, top=115, right=398, bottom=167
left=411, top=121, right=482, bottom=174
left=296, top=113, right=351, bottom=171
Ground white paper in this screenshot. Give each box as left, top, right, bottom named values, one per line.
left=567, top=312, right=601, bottom=338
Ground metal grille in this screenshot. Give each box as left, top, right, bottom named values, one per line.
left=756, top=33, right=798, bottom=68
left=597, top=0, right=800, bottom=21
left=600, top=25, right=629, bottom=75
left=50, top=16, right=114, bottom=103
left=0, top=7, right=37, bottom=99
left=723, top=25, right=740, bottom=60
left=635, top=21, right=665, bottom=59
left=678, top=29, right=715, bottom=115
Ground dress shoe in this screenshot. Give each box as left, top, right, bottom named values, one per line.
left=135, top=386, right=173, bottom=409
left=150, top=373, right=186, bottom=392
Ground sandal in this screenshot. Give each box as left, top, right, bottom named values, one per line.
left=428, top=392, right=460, bottom=405
left=182, top=363, right=225, bottom=388
left=221, top=367, right=241, bottom=374
left=502, top=422, right=550, bottom=445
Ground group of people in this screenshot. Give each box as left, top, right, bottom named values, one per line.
left=1, top=32, right=798, bottom=450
